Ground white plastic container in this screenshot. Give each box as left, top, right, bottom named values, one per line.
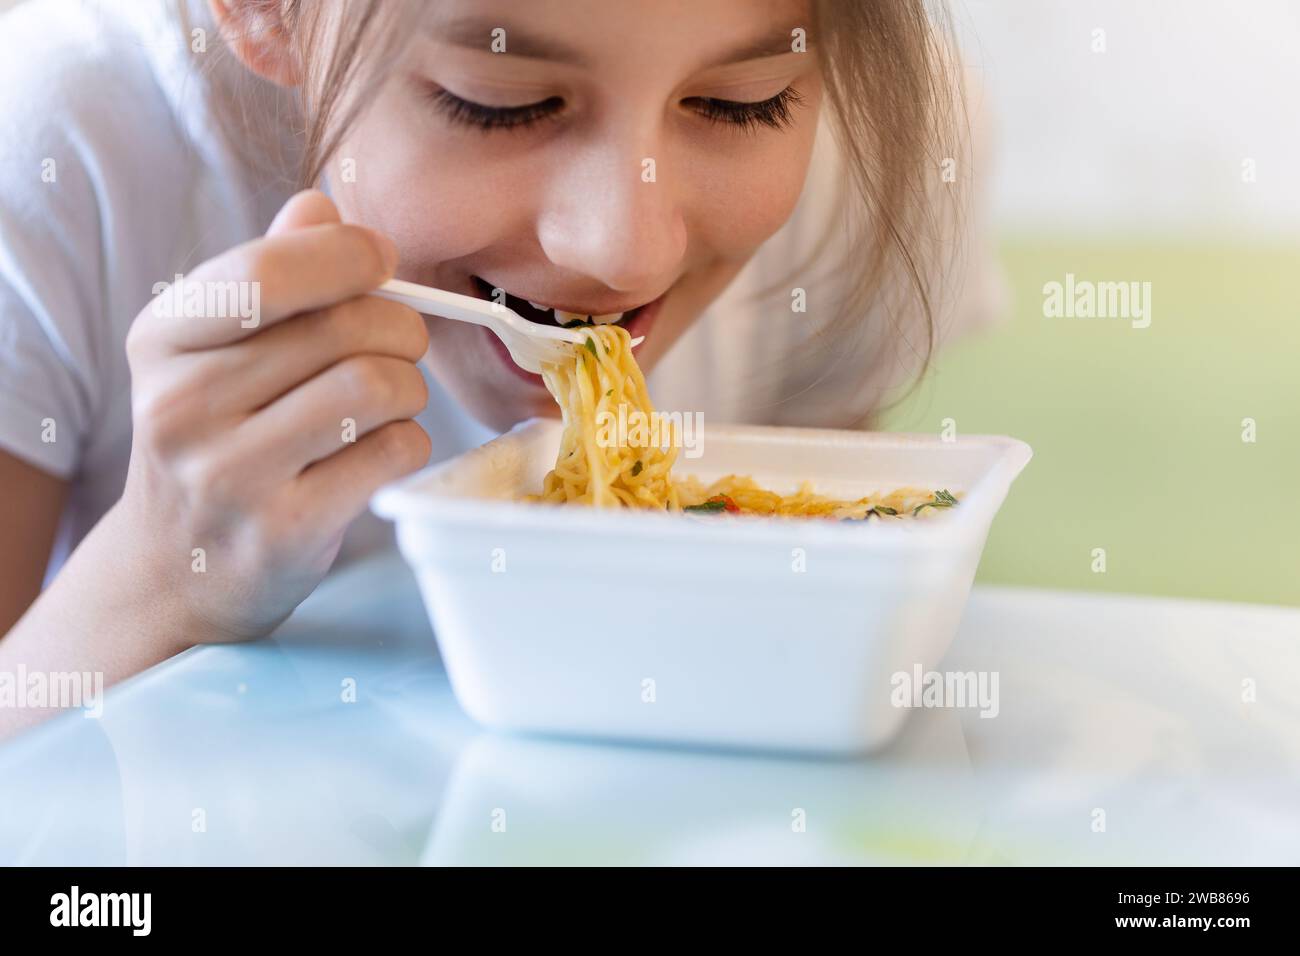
left=371, top=419, right=1031, bottom=754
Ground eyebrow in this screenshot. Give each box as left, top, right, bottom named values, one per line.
left=430, top=17, right=809, bottom=69
left=432, top=17, right=593, bottom=66
left=709, top=28, right=811, bottom=66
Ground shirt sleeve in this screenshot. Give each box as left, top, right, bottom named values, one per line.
left=0, top=217, right=104, bottom=479
left=0, top=2, right=150, bottom=479
left=0, top=27, right=116, bottom=479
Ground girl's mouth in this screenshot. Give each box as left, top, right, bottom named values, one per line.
left=469, top=276, right=663, bottom=385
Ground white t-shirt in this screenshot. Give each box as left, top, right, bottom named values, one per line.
left=0, top=0, right=1003, bottom=582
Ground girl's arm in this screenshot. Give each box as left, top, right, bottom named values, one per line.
left=0, top=498, right=217, bottom=737
left=0, top=452, right=66, bottom=637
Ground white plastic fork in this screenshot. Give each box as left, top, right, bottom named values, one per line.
left=374, top=278, right=641, bottom=374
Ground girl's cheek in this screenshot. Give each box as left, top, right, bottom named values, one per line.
left=331, top=167, right=505, bottom=275
left=683, top=97, right=823, bottom=260
left=700, top=161, right=807, bottom=258
left=328, top=101, right=518, bottom=272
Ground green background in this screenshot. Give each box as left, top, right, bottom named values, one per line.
left=881, top=238, right=1300, bottom=607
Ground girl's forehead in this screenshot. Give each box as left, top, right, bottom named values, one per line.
left=421, top=0, right=814, bottom=68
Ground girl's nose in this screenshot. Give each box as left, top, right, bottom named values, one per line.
left=536, top=141, right=687, bottom=297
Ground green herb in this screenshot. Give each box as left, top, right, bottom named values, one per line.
left=912, top=489, right=958, bottom=515
left=852, top=506, right=899, bottom=521
left=605, top=389, right=612, bottom=397
left=631, top=460, right=643, bottom=477
left=683, top=500, right=728, bottom=514
left=563, top=318, right=595, bottom=328
left=583, top=337, right=598, bottom=358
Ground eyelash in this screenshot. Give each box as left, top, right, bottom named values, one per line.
left=427, top=88, right=566, bottom=130
left=686, top=87, right=803, bottom=132
left=427, top=86, right=802, bottom=133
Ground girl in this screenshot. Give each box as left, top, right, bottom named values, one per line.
left=0, top=0, right=999, bottom=734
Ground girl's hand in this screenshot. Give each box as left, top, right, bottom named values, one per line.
left=119, top=190, right=430, bottom=642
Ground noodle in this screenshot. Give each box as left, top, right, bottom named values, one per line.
left=528, top=325, right=956, bottom=521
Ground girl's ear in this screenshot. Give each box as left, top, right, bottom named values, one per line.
left=208, top=0, right=301, bottom=87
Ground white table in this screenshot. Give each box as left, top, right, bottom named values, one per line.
left=2, top=548, right=1297, bottom=866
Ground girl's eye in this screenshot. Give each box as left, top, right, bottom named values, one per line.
left=684, top=86, right=803, bottom=132
left=427, top=84, right=804, bottom=134
left=428, top=88, right=566, bottom=131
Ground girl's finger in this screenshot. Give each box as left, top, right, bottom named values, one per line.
left=192, top=295, right=428, bottom=416
left=233, top=355, right=429, bottom=479
left=294, top=419, right=432, bottom=524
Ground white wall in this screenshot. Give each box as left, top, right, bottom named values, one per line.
left=958, top=0, right=1300, bottom=235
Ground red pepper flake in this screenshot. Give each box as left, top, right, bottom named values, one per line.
left=707, top=494, right=740, bottom=514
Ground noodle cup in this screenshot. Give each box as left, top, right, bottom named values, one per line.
left=372, top=419, right=1031, bottom=755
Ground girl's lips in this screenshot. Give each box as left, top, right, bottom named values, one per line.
left=483, top=294, right=663, bottom=386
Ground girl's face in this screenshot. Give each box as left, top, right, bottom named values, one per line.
left=328, top=0, right=822, bottom=430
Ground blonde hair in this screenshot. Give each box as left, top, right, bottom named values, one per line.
left=193, top=0, right=967, bottom=427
